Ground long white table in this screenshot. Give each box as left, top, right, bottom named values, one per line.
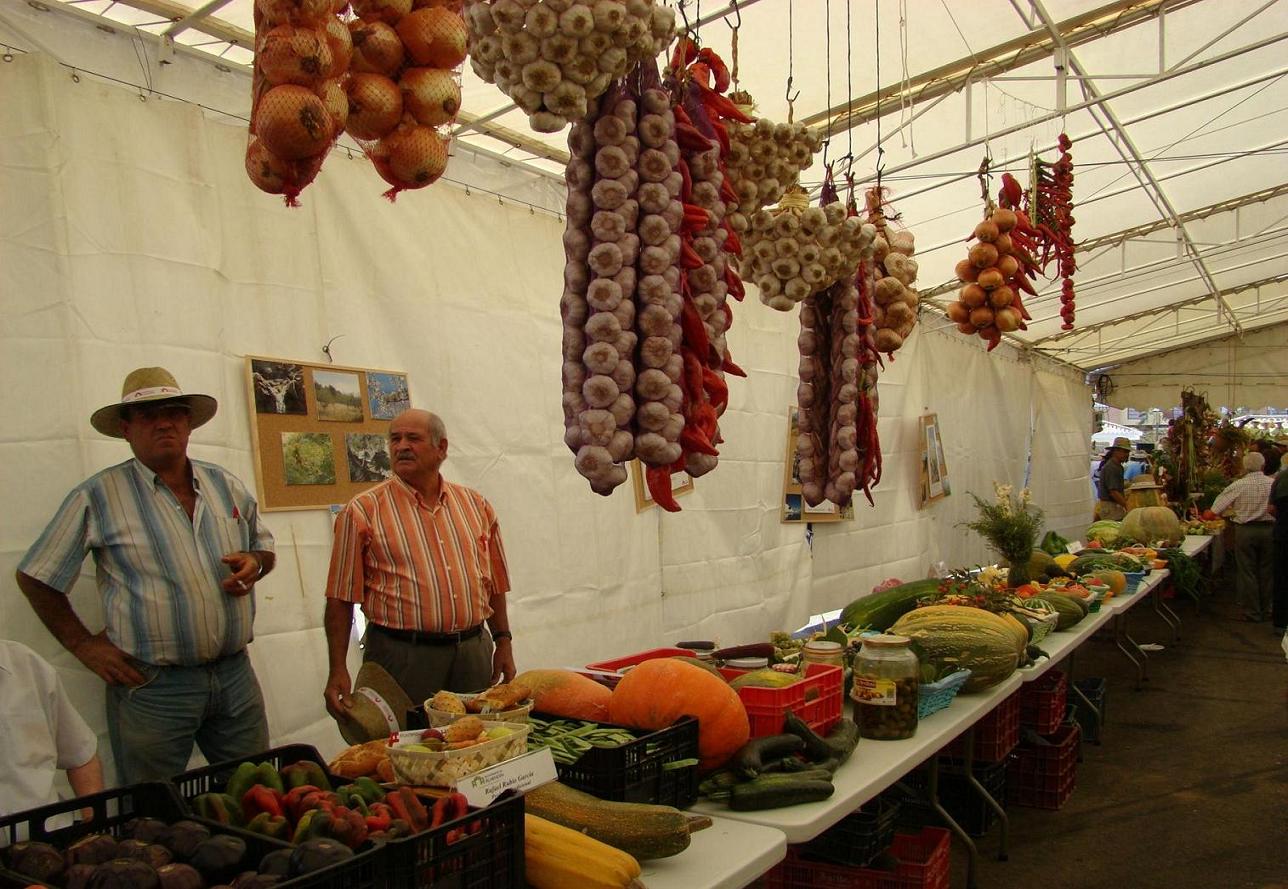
left=689, top=673, right=1024, bottom=845
left=1181, top=534, right=1214, bottom=558
left=641, top=815, right=786, bottom=889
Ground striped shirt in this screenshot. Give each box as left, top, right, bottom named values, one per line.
left=325, top=477, right=510, bottom=632
left=18, top=459, right=274, bottom=666
left=1210, top=471, right=1274, bottom=524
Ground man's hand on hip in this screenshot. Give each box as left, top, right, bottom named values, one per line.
left=73, top=631, right=146, bottom=686
left=324, top=668, right=354, bottom=721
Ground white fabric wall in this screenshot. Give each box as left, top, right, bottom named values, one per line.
left=0, top=51, right=1090, bottom=782
left=1104, top=323, right=1288, bottom=412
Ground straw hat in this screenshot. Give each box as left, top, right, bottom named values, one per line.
left=1129, top=473, right=1163, bottom=490
left=335, top=662, right=414, bottom=746
left=90, top=367, right=218, bottom=438
left=1109, top=436, right=1132, bottom=453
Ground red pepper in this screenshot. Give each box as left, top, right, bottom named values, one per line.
left=722, top=354, right=746, bottom=377
left=1000, top=173, right=1024, bottom=209
left=390, top=786, right=430, bottom=834
left=693, top=83, right=752, bottom=122
left=680, top=297, right=711, bottom=356
left=724, top=266, right=745, bottom=300
left=670, top=36, right=699, bottom=70
left=719, top=175, right=739, bottom=206
left=680, top=425, right=719, bottom=457
left=722, top=225, right=742, bottom=257
left=430, top=794, right=451, bottom=830
left=677, top=156, right=693, bottom=202
left=241, top=784, right=284, bottom=822
left=682, top=204, right=710, bottom=232
left=710, top=120, right=731, bottom=155
left=696, top=48, right=731, bottom=93
left=647, top=465, right=682, bottom=512
left=680, top=238, right=704, bottom=270
left=702, top=366, right=729, bottom=412
left=675, top=121, right=714, bottom=153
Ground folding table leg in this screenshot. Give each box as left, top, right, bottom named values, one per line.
left=1152, top=584, right=1182, bottom=642
left=1066, top=651, right=1103, bottom=743
left=926, top=756, right=979, bottom=889
left=1113, top=613, right=1148, bottom=689
left=955, top=726, right=1008, bottom=862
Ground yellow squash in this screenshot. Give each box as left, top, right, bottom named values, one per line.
left=525, top=813, right=645, bottom=889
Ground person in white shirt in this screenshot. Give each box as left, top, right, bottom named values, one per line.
left=1211, top=452, right=1276, bottom=622
left=0, top=639, right=103, bottom=817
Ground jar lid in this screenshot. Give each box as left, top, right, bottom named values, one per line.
left=803, top=640, right=843, bottom=652
left=860, top=633, right=912, bottom=649
left=725, top=656, right=769, bottom=669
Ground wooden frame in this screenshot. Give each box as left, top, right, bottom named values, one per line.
left=919, top=413, right=951, bottom=506
left=781, top=406, right=854, bottom=523
left=630, top=460, right=694, bottom=512
left=245, top=356, right=411, bottom=511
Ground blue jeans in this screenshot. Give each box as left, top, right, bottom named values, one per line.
left=106, top=649, right=269, bottom=784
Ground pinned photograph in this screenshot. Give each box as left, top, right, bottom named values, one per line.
left=282, top=432, right=336, bottom=486
left=251, top=360, right=306, bottom=415
left=367, top=372, right=410, bottom=420
left=314, top=370, right=363, bottom=422
left=346, top=433, right=392, bottom=483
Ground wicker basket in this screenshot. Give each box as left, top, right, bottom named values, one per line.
left=917, top=669, right=971, bottom=720
left=387, top=724, right=530, bottom=786
left=424, top=693, right=534, bottom=727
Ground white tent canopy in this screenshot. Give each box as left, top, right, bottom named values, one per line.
left=1, top=0, right=1281, bottom=775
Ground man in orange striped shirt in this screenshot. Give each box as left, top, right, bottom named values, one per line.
left=323, top=409, right=515, bottom=716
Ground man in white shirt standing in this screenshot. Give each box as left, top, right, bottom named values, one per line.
left=1211, top=452, right=1276, bottom=622
left=0, top=639, right=103, bottom=817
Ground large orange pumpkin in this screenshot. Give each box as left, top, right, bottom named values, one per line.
left=608, top=659, right=750, bottom=771
left=513, top=669, right=611, bottom=721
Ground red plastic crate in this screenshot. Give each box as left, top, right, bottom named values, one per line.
left=1008, top=722, right=1081, bottom=810
left=762, top=828, right=951, bottom=889
left=719, top=662, right=843, bottom=738
left=1020, top=669, right=1068, bottom=734
left=944, top=690, right=1020, bottom=762
left=583, top=647, right=698, bottom=685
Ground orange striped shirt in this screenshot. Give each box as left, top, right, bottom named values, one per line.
left=325, top=477, right=510, bottom=632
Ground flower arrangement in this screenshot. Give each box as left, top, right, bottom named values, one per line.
left=961, top=483, right=1045, bottom=587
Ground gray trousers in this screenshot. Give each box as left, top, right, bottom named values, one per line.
left=363, top=627, right=494, bottom=707
left=1233, top=522, right=1274, bottom=619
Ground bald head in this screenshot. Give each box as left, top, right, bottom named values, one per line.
left=392, top=409, right=446, bottom=445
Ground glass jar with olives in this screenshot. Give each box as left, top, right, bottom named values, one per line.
left=851, top=634, right=920, bottom=740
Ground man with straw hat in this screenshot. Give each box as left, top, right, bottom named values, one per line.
left=1094, top=436, right=1133, bottom=521
left=16, top=367, right=276, bottom=784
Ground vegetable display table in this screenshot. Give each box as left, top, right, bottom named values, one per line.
left=1019, top=607, right=1114, bottom=743
left=1105, top=569, right=1170, bottom=688
left=1180, top=534, right=1213, bottom=558
left=641, top=815, right=786, bottom=889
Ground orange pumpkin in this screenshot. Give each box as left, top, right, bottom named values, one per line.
left=513, top=669, right=611, bottom=721
left=608, top=659, right=750, bottom=771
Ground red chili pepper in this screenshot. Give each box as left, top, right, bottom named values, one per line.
left=396, top=786, right=430, bottom=833
left=675, top=121, right=714, bottom=153
left=702, top=366, right=729, bottom=412
left=1000, top=173, right=1024, bottom=208
left=682, top=348, right=706, bottom=401
left=722, top=225, right=742, bottom=257
left=680, top=302, right=711, bottom=363
left=680, top=238, right=704, bottom=269
left=682, top=204, right=710, bottom=232
left=696, top=48, right=731, bottom=93
left=710, top=119, right=730, bottom=154
left=719, top=175, right=739, bottom=206
left=680, top=425, right=719, bottom=457
left=725, top=266, right=745, bottom=300
left=670, top=36, right=699, bottom=70
left=677, top=157, right=693, bottom=202
left=688, top=61, right=713, bottom=89
left=430, top=795, right=451, bottom=830
left=722, top=353, right=747, bottom=377
left=693, top=83, right=752, bottom=122
left=647, top=465, right=682, bottom=512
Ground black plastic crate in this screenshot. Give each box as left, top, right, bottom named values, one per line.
left=894, top=759, right=1008, bottom=838
left=1070, top=677, right=1106, bottom=744
left=533, top=714, right=700, bottom=808
left=171, top=743, right=345, bottom=804
left=381, top=790, right=524, bottom=889
left=0, top=782, right=311, bottom=888
left=799, top=793, right=901, bottom=867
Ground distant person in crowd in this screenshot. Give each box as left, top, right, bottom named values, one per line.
left=1262, top=444, right=1282, bottom=477
left=323, top=409, right=515, bottom=717
left=1271, top=438, right=1288, bottom=635
left=1124, top=451, right=1151, bottom=483
left=1095, top=436, right=1132, bottom=521
left=16, top=368, right=275, bottom=783
left=0, top=639, right=103, bottom=817
left=1211, top=452, right=1275, bottom=623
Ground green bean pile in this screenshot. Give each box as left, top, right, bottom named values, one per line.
left=527, top=716, right=638, bottom=765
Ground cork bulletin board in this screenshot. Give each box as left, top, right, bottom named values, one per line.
left=245, top=356, right=411, bottom=511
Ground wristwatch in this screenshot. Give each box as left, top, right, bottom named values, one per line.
left=491, top=630, right=513, bottom=643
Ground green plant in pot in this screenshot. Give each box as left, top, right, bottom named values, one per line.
left=961, top=483, right=1045, bottom=588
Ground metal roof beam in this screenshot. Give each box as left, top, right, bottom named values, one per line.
left=162, top=0, right=231, bottom=39
left=1051, top=308, right=1288, bottom=366
left=801, top=0, right=1207, bottom=135
left=1076, top=183, right=1288, bottom=253
left=1025, top=0, right=1242, bottom=335
left=1030, top=274, right=1288, bottom=346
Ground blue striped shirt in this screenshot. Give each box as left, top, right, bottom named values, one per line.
left=18, top=458, right=274, bottom=666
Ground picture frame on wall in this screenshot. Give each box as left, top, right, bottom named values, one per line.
left=919, top=413, right=951, bottom=506
left=244, top=356, right=411, bottom=511
left=630, top=460, right=694, bottom=512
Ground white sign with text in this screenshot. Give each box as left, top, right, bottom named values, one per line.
left=457, top=747, right=558, bottom=808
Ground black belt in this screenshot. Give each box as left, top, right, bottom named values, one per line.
left=370, top=624, right=482, bottom=645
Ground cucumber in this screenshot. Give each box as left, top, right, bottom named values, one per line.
left=728, top=776, right=835, bottom=811
left=730, top=734, right=805, bottom=779
left=839, top=579, right=942, bottom=631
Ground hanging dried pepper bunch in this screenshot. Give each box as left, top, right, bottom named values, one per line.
left=1030, top=134, right=1077, bottom=329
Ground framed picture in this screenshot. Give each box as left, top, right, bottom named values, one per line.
left=781, top=406, right=853, bottom=523
left=367, top=371, right=410, bottom=420
left=630, top=460, right=694, bottom=512
left=244, top=357, right=411, bottom=511
left=919, top=413, right=951, bottom=506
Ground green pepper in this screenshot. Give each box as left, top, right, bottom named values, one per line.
left=281, top=761, right=332, bottom=793
left=245, top=812, right=291, bottom=840
left=254, top=762, right=285, bottom=794
left=193, top=792, right=243, bottom=827
left=224, top=761, right=260, bottom=805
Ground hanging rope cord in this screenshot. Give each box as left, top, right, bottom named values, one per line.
left=874, top=0, right=883, bottom=190
left=785, top=0, right=799, bottom=121
left=822, top=0, right=831, bottom=165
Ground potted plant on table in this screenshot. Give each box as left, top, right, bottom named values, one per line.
left=961, top=483, right=1045, bottom=588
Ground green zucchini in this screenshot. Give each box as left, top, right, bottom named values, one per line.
left=839, top=579, right=942, bottom=631
left=730, top=734, right=805, bottom=779
left=823, top=718, right=860, bottom=766
left=783, top=711, right=833, bottom=762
